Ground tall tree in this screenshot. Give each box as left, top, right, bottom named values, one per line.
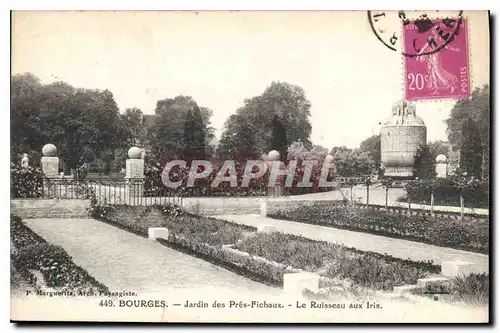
left=11, top=73, right=128, bottom=171
left=271, top=114, right=288, bottom=162
left=287, top=140, right=308, bottom=161
left=217, top=116, right=259, bottom=160
left=183, top=107, right=207, bottom=162
left=148, top=96, right=213, bottom=163
left=460, top=118, right=483, bottom=178
left=412, top=144, right=436, bottom=179
left=446, top=85, right=489, bottom=179
left=306, top=145, right=329, bottom=161
left=427, top=140, right=450, bottom=159
left=218, top=81, right=313, bottom=157
left=330, top=146, right=375, bottom=177
left=121, top=107, right=146, bottom=147
left=359, top=134, right=381, bottom=173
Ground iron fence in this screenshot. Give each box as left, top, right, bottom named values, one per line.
left=19, top=177, right=183, bottom=206
left=12, top=173, right=341, bottom=205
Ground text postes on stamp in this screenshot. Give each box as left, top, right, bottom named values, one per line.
left=403, top=19, right=470, bottom=101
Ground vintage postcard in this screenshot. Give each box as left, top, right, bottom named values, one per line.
left=10, top=10, right=490, bottom=323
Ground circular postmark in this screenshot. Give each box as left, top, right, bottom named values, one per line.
left=368, top=10, right=464, bottom=57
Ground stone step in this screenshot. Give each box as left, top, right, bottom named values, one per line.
left=393, top=285, right=419, bottom=295
left=417, top=276, right=453, bottom=294
left=441, top=260, right=486, bottom=278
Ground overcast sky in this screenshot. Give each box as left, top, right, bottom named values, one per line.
left=12, top=11, right=489, bottom=148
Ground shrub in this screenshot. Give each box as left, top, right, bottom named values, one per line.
left=451, top=273, right=489, bottom=306
left=402, top=178, right=489, bottom=209
left=10, top=163, right=44, bottom=198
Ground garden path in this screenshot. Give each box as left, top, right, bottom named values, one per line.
left=217, top=214, right=489, bottom=274
left=292, top=185, right=489, bottom=215
left=14, top=218, right=488, bottom=322
left=23, top=218, right=283, bottom=296
left=177, top=186, right=488, bottom=215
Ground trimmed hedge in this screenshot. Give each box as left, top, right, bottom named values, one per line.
left=10, top=215, right=109, bottom=293
left=268, top=203, right=489, bottom=254
left=402, top=178, right=489, bottom=209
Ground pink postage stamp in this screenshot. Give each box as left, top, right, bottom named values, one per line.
left=403, top=18, right=470, bottom=101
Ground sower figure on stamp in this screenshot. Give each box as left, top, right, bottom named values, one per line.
left=415, top=29, right=460, bottom=95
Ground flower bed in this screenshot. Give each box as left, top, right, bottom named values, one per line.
left=10, top=215, right=109, bottom=293
left=92, top=205, right=291, bottom=286
left=93, top=205, right=440, bottom=290
left=268, top=203, right=489, bottom=254
left=93, top=204, right=255, bottom=246
left=233, top=232, right=439, bottom=291
left=92, top=204, right=488, bottom=304
left=401, top=178, right=489, bottom=209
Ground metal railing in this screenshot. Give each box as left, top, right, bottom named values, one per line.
left=12, top=172, right=341, bottom=205
left=22, top=177, right=183, bottom=206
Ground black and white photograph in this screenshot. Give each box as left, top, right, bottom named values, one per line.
left=9, top=10, right=491, bottom=323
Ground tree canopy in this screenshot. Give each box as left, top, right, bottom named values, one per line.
left=330, top=146, right=375, bottom=177
left=148, top=95, right=214, bottom=163
left=359, top=134, right=381, bottom=173
left=11, top=73, right=130, bottom=171
left=412, top=144, right=437, bottom=179
left=217, top=81, right=313, bottom=160
left=445, top=85, right=489, bottom=179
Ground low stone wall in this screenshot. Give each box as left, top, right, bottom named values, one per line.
left=181, top=197, right=262, bottom=215
left=11, top=199, right=90, bottom=219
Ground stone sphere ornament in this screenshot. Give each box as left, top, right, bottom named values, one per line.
left=268, top=150, right=280, bottom=161
left=128, top=146, right=143, bottom=159
left=435, top=154, right=447, bottom=164
left=42, top=144, right=57, bottom=157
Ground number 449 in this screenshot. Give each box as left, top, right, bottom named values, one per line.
left=99, top=299, right=114, bottom=307
left=407, top=73, right=429, bottom=91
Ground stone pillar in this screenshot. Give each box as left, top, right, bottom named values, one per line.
left=41, top=144, right=59, bottom=198
left=125, top=147, right=145, bottom=203
left=435, top=154, right=448, bottom=179
left=267, top=150, right=283, bottom=197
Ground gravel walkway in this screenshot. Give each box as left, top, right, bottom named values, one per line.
left=23, top=218, right=283, bottom=295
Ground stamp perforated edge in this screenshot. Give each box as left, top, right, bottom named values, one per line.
left=398, top=12, right=473, bottom=103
